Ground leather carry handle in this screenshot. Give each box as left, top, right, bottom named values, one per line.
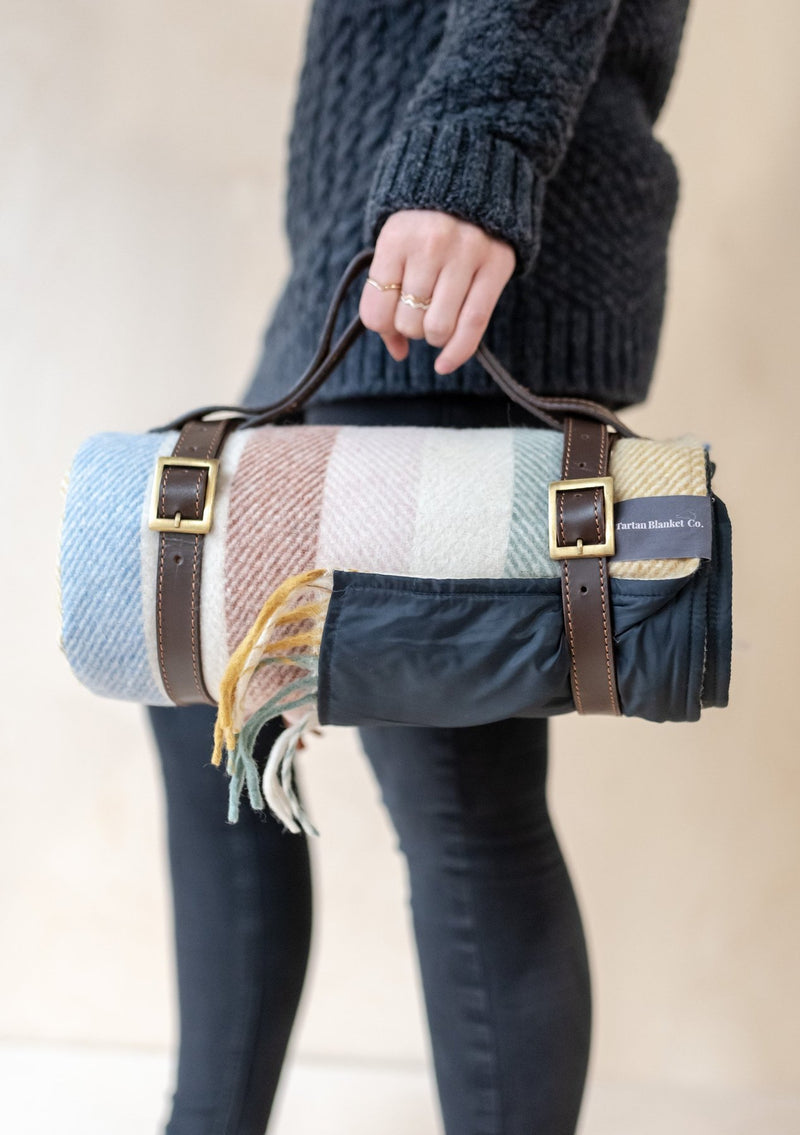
left=157, top=246, right=639, bottom=439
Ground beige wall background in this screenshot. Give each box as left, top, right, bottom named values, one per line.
left=1, top=0, right=798, bottom=1103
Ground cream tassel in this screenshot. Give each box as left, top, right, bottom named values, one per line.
left=262, top=710, right=319, bottom=836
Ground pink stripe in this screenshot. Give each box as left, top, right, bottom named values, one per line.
left=317, top=426, right=424, bottom=574
left=224, top=426, right=338, bottom=712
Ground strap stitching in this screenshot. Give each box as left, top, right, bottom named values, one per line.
left=597, top=561, right=618, bottom=714
left=156, top=534, right=177, bottom=704
left=186, top=420, right=227, bottom=700
left=561, top=420, right=584, bottom=711
left=593, top=422, right=605, bottom=542
left=560, top=419, right=619, bottom=716
left=187, top=453, right=204, bottom=698
left=596, top=426, right=619, bottom=714
left=189, top=535, right=203, bottom=698
left=157, top=420, right=228, bottom=704
left=563, top=564, right=584, bottom=714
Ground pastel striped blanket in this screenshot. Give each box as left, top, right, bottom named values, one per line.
left=59, top=424, right=730, bottom=831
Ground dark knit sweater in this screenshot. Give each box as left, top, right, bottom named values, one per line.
left=244, top=0, right=690, bottom=410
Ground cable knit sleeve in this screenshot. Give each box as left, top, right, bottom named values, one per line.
left=362, top=0, right=622, bottom=277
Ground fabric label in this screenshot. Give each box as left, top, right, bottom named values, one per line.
left=612, top=495, right=713, bottom=562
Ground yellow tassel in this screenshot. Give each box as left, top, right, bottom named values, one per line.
left=273, top=600, right=329, bottom=626
left=213, top=715, right=226, bottom=769
left=259, top=630, right=322, bottom=653
left=212, top=568, right=329, bottom=767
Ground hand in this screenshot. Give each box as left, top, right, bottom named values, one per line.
left=358, top=209, right=516, bottom=374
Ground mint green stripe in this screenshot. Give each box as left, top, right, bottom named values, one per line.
left=503, top=430, right=563, bottom=578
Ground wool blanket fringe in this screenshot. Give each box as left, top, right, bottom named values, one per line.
left=213, top=568, right=332, bottom=832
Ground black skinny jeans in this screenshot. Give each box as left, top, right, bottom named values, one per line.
left=148, top=395, right=592, bottom=1135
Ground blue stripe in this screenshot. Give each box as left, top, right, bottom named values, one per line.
left=60, top=432, right=170, bottom=704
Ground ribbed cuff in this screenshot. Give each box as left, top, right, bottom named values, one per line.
left=362, top=120, right=544, bottom=278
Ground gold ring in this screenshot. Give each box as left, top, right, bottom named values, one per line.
left=400, top=291, right=432, bottom=311
left=366, top=276, right=402, bottom=292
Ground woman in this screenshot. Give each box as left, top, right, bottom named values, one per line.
left=149, top=1, right=690, bottom=1132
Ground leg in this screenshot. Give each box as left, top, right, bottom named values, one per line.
left=149, top=704, right=312, bottom=1135
left=359, top=718, right=591, bottom=1135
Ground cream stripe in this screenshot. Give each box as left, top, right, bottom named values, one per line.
left=410, top=429, right=514, bottom=578
left=200, top=428, right=249, bottom=700
left=139, top=430, right=180, bottom=704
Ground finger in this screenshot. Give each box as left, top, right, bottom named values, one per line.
left=394, top=261, right=440, bottom=342
left=420, top=258, right=475, bottom=349
left=433, top=261, right=510, bottom=374
left=359, top=249, right=405, bottom=334
left=359, top=249, right=410, bottom=360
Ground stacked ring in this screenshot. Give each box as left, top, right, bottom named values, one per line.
left=366, top=276, right=432, bottom=311
left=366, top=276, right=401, bottom=292
left=400, top=291, right=432, bottom=311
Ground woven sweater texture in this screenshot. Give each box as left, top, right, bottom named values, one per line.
left=244, top=0, right=690, bottom=410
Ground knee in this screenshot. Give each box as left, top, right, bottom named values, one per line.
left=358, top=718, right=553, bottom=862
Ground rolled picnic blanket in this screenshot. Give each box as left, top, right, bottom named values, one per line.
left=59, top=421, right=732, bottom=831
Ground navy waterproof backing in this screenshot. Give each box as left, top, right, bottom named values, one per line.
left=318, top=497, right=732, bottom=727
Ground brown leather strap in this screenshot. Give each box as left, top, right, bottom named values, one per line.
left=554, top=418, right=621, bottom=715
left=152, top=418, right=233, bottom=705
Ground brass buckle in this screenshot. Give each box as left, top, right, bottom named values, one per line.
left=149, top=456, right=220, bottom=535
left=548, top=476, right=615, bottom=560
